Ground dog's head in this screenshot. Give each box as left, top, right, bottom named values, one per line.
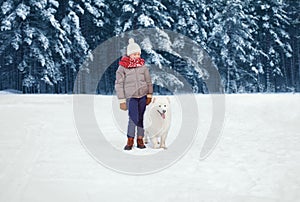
left=151, top=97, right=170, bottom=119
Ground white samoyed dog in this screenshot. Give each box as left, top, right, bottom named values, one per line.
left=144, top=97, right=171, bottom=149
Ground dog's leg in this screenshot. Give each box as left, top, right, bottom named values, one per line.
left=160, top=133, right=167, bottom=149
left=143, top=132, right=148, bottom=144
left=144, top=137, right=148, bottom=144
left=150, top=136, right=159, bottom=149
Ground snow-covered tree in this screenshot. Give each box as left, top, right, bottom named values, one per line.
left=0, top=0, right=95, bottom=93
left=164, top=0, right=211, bottom=93
left=103, top=0, right=184, bottom=93
left=249, top=0, right=292, bottom=92
left=0, top=0, right=298, bottom=94
left=111, top=0, right=174, bottom=65
left=284, top=0, right=300, bottom=92
left=0, top=0, right=67, bottom=92
left=68, top=0, right=112, bottom=47
left=201, top=0, right=259, bottom=93
left=111, top=0, right=173, bottom=34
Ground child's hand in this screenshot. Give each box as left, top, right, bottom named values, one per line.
left=120, top=102, right=127, bottom=111
left=146, top=97, right=152, bottom=105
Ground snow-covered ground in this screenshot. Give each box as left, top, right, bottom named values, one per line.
left=0, top=94, right=299, bottom=202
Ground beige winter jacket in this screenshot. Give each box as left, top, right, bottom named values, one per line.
left=115, top=65, right=153, bottom=103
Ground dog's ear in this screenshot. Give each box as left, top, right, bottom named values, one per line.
left=152, top=97, right=156, bottom=103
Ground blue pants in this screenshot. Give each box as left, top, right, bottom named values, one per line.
left=126, top=96, right=147, bottom=138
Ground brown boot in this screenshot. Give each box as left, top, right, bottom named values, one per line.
left=124, top=137, right=134, bottom=150
left=137, top=136, right=146, bottom=149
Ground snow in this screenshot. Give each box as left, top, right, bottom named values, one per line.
left=18, top=60, right=27, bottom=72
left=0, top=89, right=22, bottom=94
left=191, top=24, right=199, bottom=33
left=138, top=14, right=154, bottom=27
left=49, top=0, right=59, bottom=8
left=263, top=22, right=270, bottom=29
left=0, top=94, right=299, bottom=201
left=122, top=4, right=135, bottom=13
left=38, top=54, right=46, bottom=67
left=41, top=75, right=53, bottom=86
left=39, top=34, right=49, bottom=50
left=75, top=4, right=84, bottom=15
left=178, top=17, right=187, bottom=27
left=252, top=66, right=259, bottom=74
left=22, top=75, right=36, bottom=87
left=94, top=0, right=106, bottom=8
left=68, top=11, right=80, bottom=28
left=30, top=0, right=47, bottom=9
left=223, top=34, right=230, bottom=45
left=85, top=3, right=100, bottom=18
left=16, top=3, right=30, bottom=21
left=1, top=18, right=12, bottom=31
left=133, top=0, right=140, bottom=6
left=151, top=73, right=184, bottom=91
left=48, top=14, right=64, bottom=34
left=123, top=20, right=132, bottom=31
left=261, top=4, right=271, bottom=10
left=1, top=1, right=13, bottom=15
left=262, top=15, right=270, bottom=21
left=11, top=33, right=21, bottom=50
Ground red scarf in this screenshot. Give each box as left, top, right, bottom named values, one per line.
left=119, top=56, right=145, bottom=68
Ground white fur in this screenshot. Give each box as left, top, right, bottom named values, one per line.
left=144, top=97, right=171, bottom=149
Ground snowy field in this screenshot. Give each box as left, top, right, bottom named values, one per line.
left=0, top=93, right=299, bottom=202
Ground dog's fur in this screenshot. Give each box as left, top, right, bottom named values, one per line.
left=144, top=97, right=171, bottom=149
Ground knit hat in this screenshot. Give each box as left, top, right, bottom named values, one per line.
left=127, top=38, right=141, bottom=56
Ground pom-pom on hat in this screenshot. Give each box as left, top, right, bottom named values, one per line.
left=127, top=38, right=141, bottom=56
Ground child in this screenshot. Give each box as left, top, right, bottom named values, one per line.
left=115, top=38, right=153, bottom=150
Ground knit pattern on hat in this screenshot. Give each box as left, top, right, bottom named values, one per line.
left=127, top=38, right=141, bottom=56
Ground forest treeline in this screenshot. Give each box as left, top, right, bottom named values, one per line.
left=0, top=0, right=299, bottom=94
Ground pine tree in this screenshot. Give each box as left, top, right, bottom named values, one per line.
left=249, top=0, right=292, bottom=92
left=286, top=0, right=300, bottom=92
left=0, top=1, right=66, bottom=92
left=108, top=0, right=184, bottom=94
left=69, top=0, right=112, bottom=47
left=1, top=1, right=69, bottom=92
left=165, top=0, right=210, bottom=93
left=0, top=0, right=297, bottom=94
left=0, top=0, right=96, bottom=93
left=202, top=0, right=260, bottom=93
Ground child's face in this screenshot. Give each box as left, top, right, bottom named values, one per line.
left=129, top=52, right=141, bottom=59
